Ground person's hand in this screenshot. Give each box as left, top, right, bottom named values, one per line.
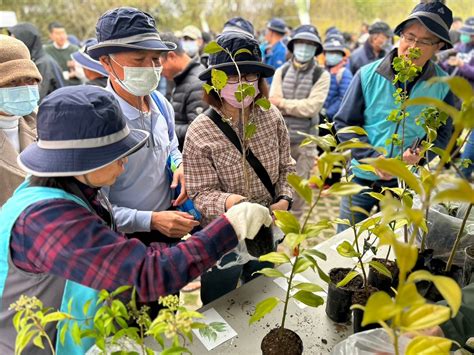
left=224, top=202, right=273, bottom=241
left=406, top=326, right=444, bottom=338
left=270, top=199, right=289, bottom=212
left=447, top=56, right=463, bottom=67
left=374, top=155, right=393, bottom=180
left=403, top=147, right=422, bottom=165
left=269, top=96, right=282, bottom=107
left=151, top=210, right=200, bottom=237
left=225, top=194, right=246, bottom=211
left=171, top=164, right=187, bottom=206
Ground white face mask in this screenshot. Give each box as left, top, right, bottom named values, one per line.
left=74, top=63, right=87, bottom=83
left=182, top=40, right=199, bottom=57
left=109, top=55, right=162, bottom=97
left=293, top=43, right=317, bottom=63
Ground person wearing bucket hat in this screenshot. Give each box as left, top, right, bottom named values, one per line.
left=269, top=24, right=330, bottom=219
left=334, top=1, right=455, bottom=233
left=8, top=22, right=64, bottom=99
left=71, top=38, right=109, bottom=87
left=0, top=85, right=272, bottom=354
left=0, top=35, right=42, bottom=206
left=222, top=16, right=255, bottom=37
left=260, top=17, right=288, bottom=84
left=184, top=31, right=295, bottom=304
left=88, top=9, right=202, bottom=250
left=349, top=21, right=393, bottom=74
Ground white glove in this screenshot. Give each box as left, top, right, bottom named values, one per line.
left=224, top=202, right=273, bottom=241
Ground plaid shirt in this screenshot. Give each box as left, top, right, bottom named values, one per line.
left=183, top=105, right=295, bottom=226
left=10, top=182, right=238, bottom=301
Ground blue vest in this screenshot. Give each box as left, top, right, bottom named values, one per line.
left=0, top=181, right=99, bottom=354
left=352, top=60, right=450, bottom=180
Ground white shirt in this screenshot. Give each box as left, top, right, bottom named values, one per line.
left=0, top=115, right=20, bottom=153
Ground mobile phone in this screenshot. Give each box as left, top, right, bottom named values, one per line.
left=410, top=137, right=421, bottom=152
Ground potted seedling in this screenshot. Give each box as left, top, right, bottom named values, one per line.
left=202, top=41, right=273, bottom=258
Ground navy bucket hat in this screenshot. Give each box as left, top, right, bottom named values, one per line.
left=223, top=17, right=255, bottom=37
left=71, top=38, right=108, bottom=77
left=18, top=86, right=149, bottom=177
left=287, top=25, right=323, bottom=55
left=87, top=7, right=176, bottom=60
left=394, top=1, right=453, bottom=49
left=459, top=17, right=474, bottom=35
left=323, top=34, right=346, bottom=55
left=267, top=18, right=286, bottom=35
left=199, top=32, right=274, bottom=81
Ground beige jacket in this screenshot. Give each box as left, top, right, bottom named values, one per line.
left=0, top=115, right=36, bottom=206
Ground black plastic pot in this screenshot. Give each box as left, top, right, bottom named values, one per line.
left=261, top=327, right=303, bottom=355
left=422, top=258, right=464, bottom=302
left=352, top=286, right=380, bottom=333
left=325, top=268, right=363, bottom=323
left=245, top=225, right=274, bottom=258
left=464, top=245, right=474, bottom=286
left=368, top=258, right=399, bottom=296
left=413, top=249, right=434, bottom=271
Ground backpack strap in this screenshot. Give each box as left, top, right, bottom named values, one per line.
left=205, top=108, right=276, bottom=200
left=150, top=91, right=174, bottom=142
left=311, top=65, right=324, bottom=85
left=280, top=62, right=291, bottom=81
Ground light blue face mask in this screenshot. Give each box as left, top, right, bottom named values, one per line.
left=325, top=52, right=344, bottom=67
left=0, top=85, right=40, bottom=117
left=293, top=43, right=317, bottom=63
left=182, top=40, right=199, bottom=57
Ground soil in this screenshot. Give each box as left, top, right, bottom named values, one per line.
left=261, top=327, right=303, bottom=355
left=329, top=268, right=363, bottom=290
left=352, top=286, right=380, bottom=333
left=368, top=258, right=399, bottom=295
left=245, top=225, right=274, bottom=257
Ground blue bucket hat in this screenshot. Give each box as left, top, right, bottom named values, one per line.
left=267, top=18, right=286, bottom=35
left=459, top=17, right=474, bottom=35
left=87, top=7, right=176, bottom=60
left=223, top=17, right=255, bottom=37
left=394, top=1, right=453, bottom=49
left=198, top=32, right=274, bottom=81
left=18, top=86, right=149, bottom=177
left=287, top=25, right=323, bottom=55
left=71, top=38, right=108, bottom=77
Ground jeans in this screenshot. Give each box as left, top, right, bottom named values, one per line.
left=460, top=132, right=474, bottom=181
left=200, top=252, right=273, bottom=305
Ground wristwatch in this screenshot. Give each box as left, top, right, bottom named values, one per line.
left=276, top=195, right=293, bottom=211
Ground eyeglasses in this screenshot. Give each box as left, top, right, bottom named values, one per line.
left=400, top=33, right=440, bottom=47
left=227, top=73, right=260, bottom=84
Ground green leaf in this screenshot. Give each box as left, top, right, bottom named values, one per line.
left=204, top=41, right=224, bottom=54
left=327, top=182, right=365, bottom=196
left=284, top=233, right=308, bottom=250
left=255, top=97, right=271, bottom=110
left=59, top=321, right=69, bottom=345
left=273, top=210, right=301, bottom=235
left=404, top=97, right=460, bottom=123
left=406, top=336, right=452, bottom=355
left=42, top=312, right=69, bottom=325
left=336, top=270, right=360, bottom=288
left=161, top=346, right=191, bottom=355
left=255, top=268, right=286, bottom=279
left=368, top=260, right=392, bottom=278
left=249, top=297, right=279, bottom=324
left=111, top=286, right=132, bottom=298
left=71, top=321, right=82, bottom=346
left=433, top=180, right=474, bottom=204
left=427, top=76, right=473, bottom=103
left=292, top=282, right=325, bottom=293
left=211, top=69, right=228, bottom=91
left=234, top=48, right=253, bottom=57
left=361, top=291, right=397, bottom=326
left=292, top=291, right=324, bottom=308
left=294, top=258, right=312, bottom=273
left=33, top=334, right=45, bottom=349
left=287, top=174, right=312, bottom=204
left=362, top=158, right=422, bottom=195
left=67, top=297, right=74, bottom=314
left=336, top=241, right=360, bottom=258
left=396, top=283, right=426, bottom=309
left=202, top=83, right=214, bottom=94
left=244, top=122, right=257, bottom=140
left=302, top=248, right=327, bottom=261
left=259, top=252, right=290, bottom=264
left=82, top=300, right=92, bottom=316
left=303, top=255, right=330, bottom=283
left=400, top=304, right=451, bottom=331
left=407, top=270, right=462, bottom=315
left=350, top=206, right=370, bottom=217
left=336, top=126, right=368, bottom=136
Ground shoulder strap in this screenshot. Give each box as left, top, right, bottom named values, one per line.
left=281, top=62, right=291, bottom=81
left=150, top=91, right=174, bottom=142
left=205, top=108, right=276, bottom=199
left=312, top=65, right=324, bottom=85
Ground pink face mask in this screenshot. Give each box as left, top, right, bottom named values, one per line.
left=220, top=81, right=260, bottom=109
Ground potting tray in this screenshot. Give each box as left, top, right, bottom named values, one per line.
left=177, top=227, right=392, bottom=354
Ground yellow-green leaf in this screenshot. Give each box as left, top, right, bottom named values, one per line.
left=287, top=174, right=312, bottom=204
left=244, top=122, right=257, bottom=140
left=401, top=304, right=451, bottom=331
left=211, top=69, right=228, bottom=90
left=255, top=268, right=286, bottom=279
left=336, top=270, right=360, bottom=288
left=362, top=158, right=422, bottom=195
left=302, top=248, right=327, bottom=261
left=292, top=291, right=324, bottom=308
left=407, top=270, right=462, bottom=315
left=404, top=97, right=460, bottom=123
left=284, top=233, right=308, bottom=250
left=396, top=283, right=426, bottom=309
left=294, top=258, right=312, bottom=273
left=350, top=206, right=370, bottom=217
left=292, top=282, right=325, bottom=293
left=249, top=297, right=279, bottom=324
left=336, top=126, right=368, bottom=136
left=368, top=260, right=392, bottom=278
left=202, top=83, right=214, bottom=94
left=427, top=76, right=473, bottom=103
left=33, top=334, right=45, bottom=349
left=273, top=210, right=301, bottom=235
left=255, top=97, right=271, bottom=110
left=361, top=291, right=397, bottom=326
left=234, top=48, right=252, bottom=57
left=433, top=179, right=474, bottom=204
left=204, top=41, right=224, bottom=54
left=327, top=182, right=366, bottom=196
left=71, top=321, right=82, bottom=345
left=406, top=336, right=452, bottom=355
left=259, top=252, right=290, bottom=264
left=336, top=241, right=360, bottom=258
left=42, top=312, right=69, bottom=325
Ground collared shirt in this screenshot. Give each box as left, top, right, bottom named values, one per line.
left=10, top=180, right=238, bottom=300
left=184, top=105, right=295, bottom=226
left=102, top=82, right=182, bottom=233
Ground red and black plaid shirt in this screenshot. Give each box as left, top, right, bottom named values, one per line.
left=10, top=182, right=237, bottom=301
